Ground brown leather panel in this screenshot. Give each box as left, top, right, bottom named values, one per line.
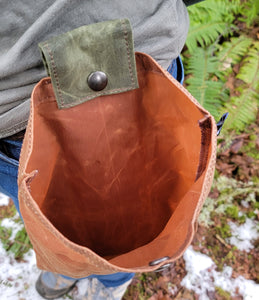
left=19, top=180, right=118, bottom=277
left=26, top=64, right=204, bottom=258
left=110, top=174, right=205, bottom=268
left=18, top=53, right=217, bottom=276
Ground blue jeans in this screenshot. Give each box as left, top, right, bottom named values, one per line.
left=0, top=57, right=183, bottom=287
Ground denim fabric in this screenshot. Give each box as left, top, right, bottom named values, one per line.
left=0, top=139, right=22, bottom=216
left=0, top=57, right=183, bottom=287
left=167, top=56, right=184, bottom=85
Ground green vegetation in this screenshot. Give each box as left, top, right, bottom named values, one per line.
left=241, top=136, right=259, bottom=160
left=215, top=286, right=232, bottom=300
left=216, top=222, right=232, bottom=239
left=183, top=0, right=259, bottom=131
left=199, top=176, right=259, bottom=227
left=0, top=215, right=32, bottom=260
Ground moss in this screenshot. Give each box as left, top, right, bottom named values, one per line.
left=252, top=176, right=259, bottom=185
left=139, top=274, right=147, bottom=282
left=249, top=134, right=257, bottom=141
left=216, top=223, right=232, bottom=239
left=215, top=286, right=232, bottom=300
left=247, top=211, right=257, bottom=219
left=242, top=141, right=259, bottom=160
left=238, top=215, right=246, bottom=224
left=226, top=250, right=236, bottom=263
left=214, top=169, right=220, bottom=179
left=226, top=205, right=239, bottom=219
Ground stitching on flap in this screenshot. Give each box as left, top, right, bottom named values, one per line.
left=121, top=19, right=135, bottom=87
left=42, top=42, right=65, bottom=107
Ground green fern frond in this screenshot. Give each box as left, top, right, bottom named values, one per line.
left=184, top=0, right=259, bottom=132
left=186, top=22, right=232, bottom=53
left=188, top=0, right=242, bottom=23
left=223, top=41, right=259, bottom=131
left=223, top=88, right=258, bottom=132
left=186, top=0, right=241, bottom=53
left=236, top=41, right=259, bottom=86
left=217, top=36, right=253, bottom=75
left=185, top=47, right=223, bottom=118
left=238, top=0, right=259, bottom=26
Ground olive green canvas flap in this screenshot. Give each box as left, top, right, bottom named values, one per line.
left=38, top=19, right=139, bottom=109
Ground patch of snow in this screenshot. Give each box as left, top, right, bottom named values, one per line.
left=182, top=246, right=259, bottom=300
left=0, top=244, right=40, bottom=300
left=73, top=278, right=90, bottom=298
left=228, top=218, right=259, bottom=251
left=181, top=247, right=215, bottom=300
left=0, top=193, right=9, bottom=206
left=0, top=243, right=68, bottom=300
left=183, top=246, right=214, bottom=275
left=235, top=277, right=259, bottom=300
left=241, top=200, right=250, bottom=208
left=214, top=267, right=259, bottom=300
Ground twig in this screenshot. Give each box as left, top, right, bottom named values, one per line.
left=215, top=234, right=231, bottom=249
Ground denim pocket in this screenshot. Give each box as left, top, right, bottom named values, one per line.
left=0, top=139, right=21, bottom=167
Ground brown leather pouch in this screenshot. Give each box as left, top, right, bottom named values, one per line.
left=18, top=19, right=216, bottom=277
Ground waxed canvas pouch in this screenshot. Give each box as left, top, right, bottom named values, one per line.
left=18, top=19, right=217, bottom=277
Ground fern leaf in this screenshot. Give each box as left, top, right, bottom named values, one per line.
left=236, top=41, right=259, bottom=86
left=223, top=88, right=258, bottom=132
left=186, top=0, right=241, bottom=53
left=186, top=22, right=232, bottom=53
left=222, top=41, right=259, bottom=131
left=238, top=0, right=259, bottom=26
left=188, top=0, right=242, bottom=23
left=185, top=47, right=223, bottom=118
left=218, top=36, right=253, bottom=68
left=215, top=36, right=253, bottom=81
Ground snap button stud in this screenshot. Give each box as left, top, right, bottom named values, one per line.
left=149, top=256, right=171, bottom=272
left=154, top=263, right=172, bottom=272
left=87, top=71, right=108, bottom=91
left=149, top=256, right=170, bottom=266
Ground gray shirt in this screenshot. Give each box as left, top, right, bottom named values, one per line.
left=0, top=0, right=189, bottom=138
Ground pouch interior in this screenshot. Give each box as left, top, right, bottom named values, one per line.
left=27, top=54, right=207, bottom=259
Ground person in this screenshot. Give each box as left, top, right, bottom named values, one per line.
left=0, top=1, right=194, bottom=299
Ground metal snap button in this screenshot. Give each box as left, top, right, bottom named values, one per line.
left=149, top=256, right=172, bottom=272
left=149, top=256, right=170, bottom=266
left=154, top=263, right=172, bottom=272
left=87, top=71, right=108, bottom=91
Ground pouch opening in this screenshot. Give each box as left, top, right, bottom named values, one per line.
left=27, top=55, right=208, bottom=259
